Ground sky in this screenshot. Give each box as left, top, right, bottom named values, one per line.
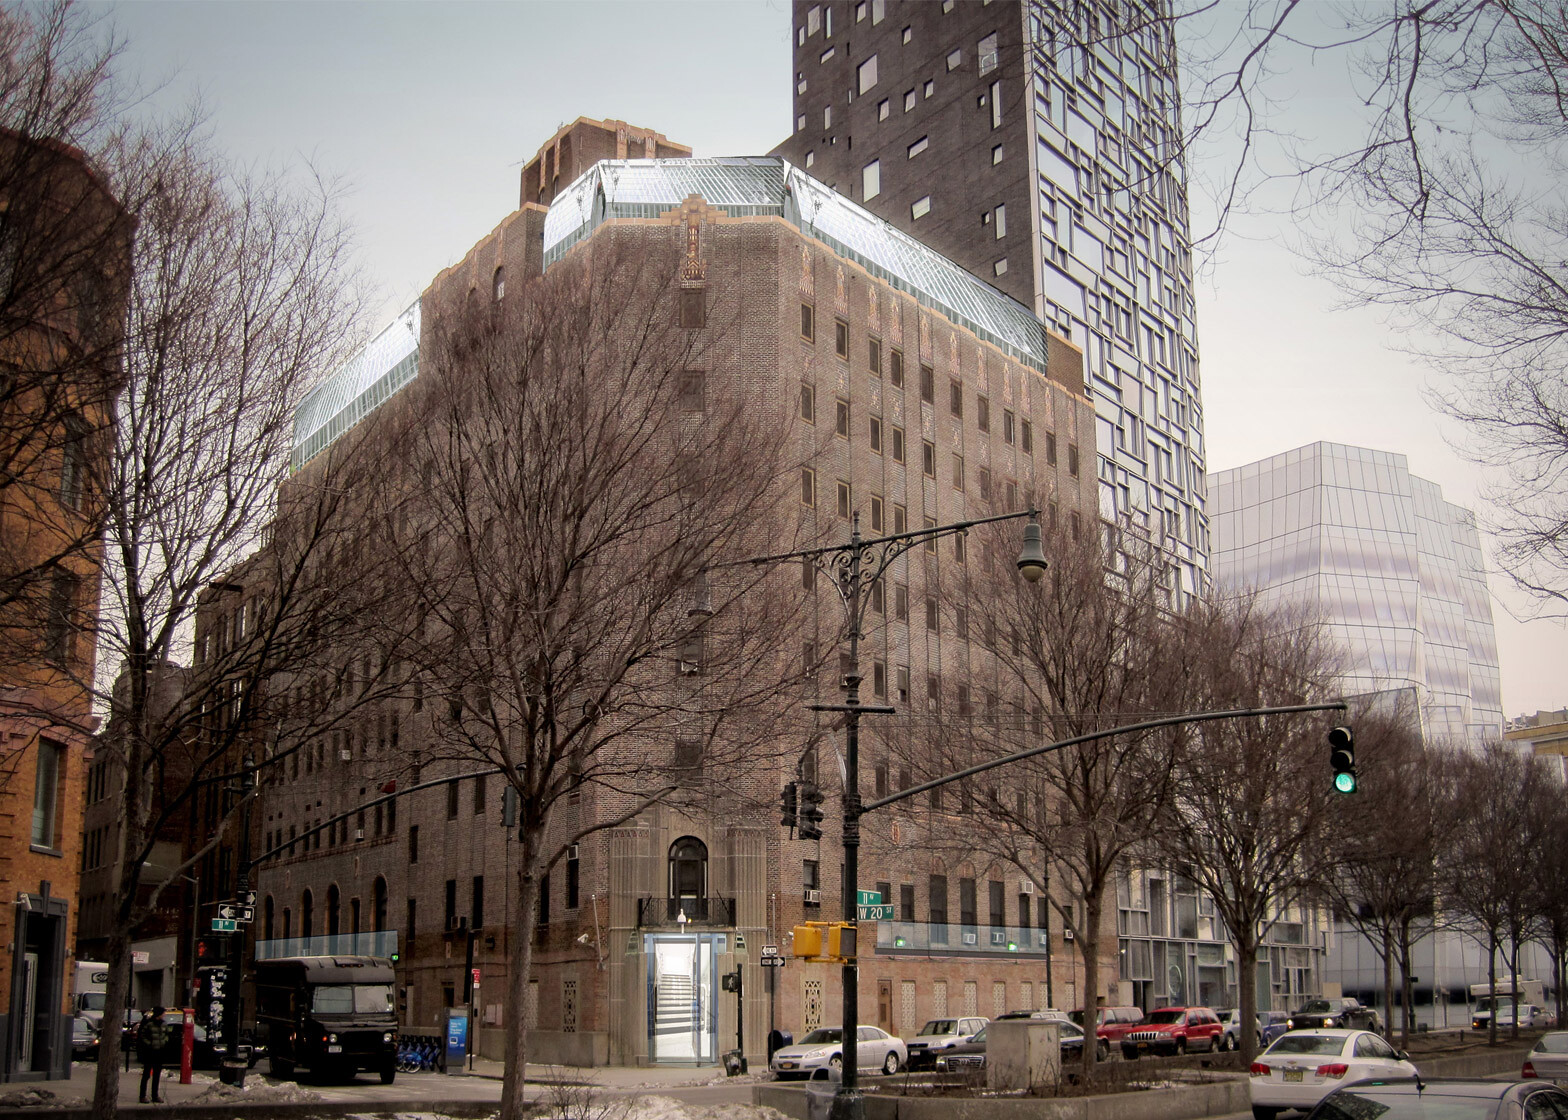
left=96, top=0, right=1567, bottom=717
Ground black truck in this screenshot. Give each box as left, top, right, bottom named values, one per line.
left=253, top=955, right=398, bottom=1083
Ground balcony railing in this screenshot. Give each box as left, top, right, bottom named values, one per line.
left=637, top=896, right=736, bottom=928
left=253, top=931, right=399, bottom=960
left=875, top=921, right=1050, bottom=958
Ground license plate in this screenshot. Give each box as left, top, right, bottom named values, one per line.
left=779, top=1062, right=795, bottom=1069
left=327, top=1045, right=343, bottom=1053
left=1284, top=1070, right=1303, bottom=1083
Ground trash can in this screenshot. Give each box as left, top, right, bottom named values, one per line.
left=723, top=1048, right=747, bottom=1076
left=805, top=1067, right=841, bottom=1120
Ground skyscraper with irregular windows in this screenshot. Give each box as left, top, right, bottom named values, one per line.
left=775, top=0, right=1208, bottom=598
left=1210, top=442, right=1504, bottom=747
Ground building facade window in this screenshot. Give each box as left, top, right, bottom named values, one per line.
left=31, top=738, right=62, bottom=848
left=862, top=159, right=881, bottom=200
left=670, top=837, right=707, bottom=903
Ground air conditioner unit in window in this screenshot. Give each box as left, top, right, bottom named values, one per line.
left=355, top=828, right=364, bottom=841
left=962, top=932, right=978, bottom=945
left=804, top=889, right=821, bottom=904
left=1019, top=880, right=1034, bottom=895
left=679, top=660, right=700, bottom=676
left=339, top=750, right=352, bottom=762
left=1063, top=928, right=1075, bottom=941
left=568, top=843, right=579, bottom=860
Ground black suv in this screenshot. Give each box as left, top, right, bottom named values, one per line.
left=1286, top=997, right=1380, bottom=1032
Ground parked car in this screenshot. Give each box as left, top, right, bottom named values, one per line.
left=934, top=1019, right=1091, bottom=1071
left=1070, top=1005, right=1144, bottom=1055
left=1493, top=1003, right=1543, bottom=1030
left=1524, top=1031, right=1568, bottom=1082
left=1286, top=997, right=1380, bottom=1032
left=1303, top=1077, right=1568, bottom=1120
left=1121, top=1006, right=1223, bottom=1058
left=1249, top=1029, right=1418, bottom=1119
left=70, top=1017, right=99, bottom=1061
left=769, top=1025, right=906, bottom=1079
left=1217, top=1008, right=1289, bottom=1051
left=995, top=1008, right=1072, bottom=1023
left=903, top=1017, right=988, bottom=1070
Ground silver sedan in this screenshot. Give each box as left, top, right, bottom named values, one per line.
left=769, top=1025, right=908, bottom=1079
left=1525, top=1031, right=1568, bottom=1083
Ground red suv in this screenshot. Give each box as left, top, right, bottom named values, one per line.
left=1070, top=1006, right=1144, bottom=1060
left=1120, top=1006, right=1223, bottom=1058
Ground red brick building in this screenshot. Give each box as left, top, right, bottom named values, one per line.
left=0, top=131, right=129, bottom=1082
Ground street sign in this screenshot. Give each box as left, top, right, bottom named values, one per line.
left=131, top=951, right=150, bottom=965
left=216, top=903, right=253, bottom=922
left=759, top=955, right=787, bottom=968
left=856, top=904, right=894, bottom=921
left=856, top=889, right=882, bottom=906
left=210, top=918, right=237, bottom=932
left=471, top=968, right=481, bottom=987
left=240, top=890, right=256, bottom=906
left=761, top=945, right=779, bottom=957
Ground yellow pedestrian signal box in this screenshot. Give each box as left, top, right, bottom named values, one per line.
left=792, top=921, right=857, bottom=962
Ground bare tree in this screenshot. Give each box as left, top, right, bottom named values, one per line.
left=370, top=236, right=800, bottom=1120
left=911, top=518, right=1185, bottom=1074
left=1157, top=594, right=1344, bottom=1065
left=1528, top=788, right=1568, bottom=1030
left=1320, top=700, right=1437, bottom=1049
left=83, top=123, right=364, bottom=1120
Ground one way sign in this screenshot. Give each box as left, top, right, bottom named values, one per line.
left=217, top=903, right=254, bottom=923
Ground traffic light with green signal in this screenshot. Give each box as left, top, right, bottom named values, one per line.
left=1329, top=725, right=1357, bottom=794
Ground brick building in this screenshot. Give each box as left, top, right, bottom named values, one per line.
left=229, top=107, right=1104, bottom=1066
left=0, top=130, right=130, bottom=1081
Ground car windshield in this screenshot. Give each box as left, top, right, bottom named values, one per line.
left=1059, top=1022, right=1083, bottom=1038
left=918, top=1020, right=958, bottom=1036
left=969, top=1028, right=987, bottom=1044
left=800, top=1029, right=842, bottom=1045
left=1146, top=1010, right=1185, bottom=1024
left=79, top=993, right=106, bottom=1012
left=1536, top=1034, right=1568, bottom=1055
left=1297, top=1000, right=1338, bottom=1013
left=1311, top=1087, right=1506, bottom=1119
left=1267, top=1035, right=1348, bottom=1057
left=1068, top=1010, right=1087, bottom=1026
left=311, top=983, right=394, bottom=1014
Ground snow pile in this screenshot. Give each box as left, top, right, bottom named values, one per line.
left=0, top=1088, right=88, bottom=1109
left=187, top=1078, right=323, bottom=1105
left=617, top=1100, right=791, bottom=1120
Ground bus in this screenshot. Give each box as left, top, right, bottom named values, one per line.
left=253, top=956, right=397, bottom=1083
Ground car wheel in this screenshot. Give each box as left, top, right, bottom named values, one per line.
left=1176, top=1038, right=1187, bottom=1056
left=268, top=1057, right=294, bottom=1079
left=1252, top=1108, right=1279, bottom=1120
left=829, top=1054, right=843, bottom=1071
left=1218, top=1033, right=1232, bottom=1052
left=379, top=1063, right=396, bottom=1085
left=1097, top=1040, right=1110, bottom=1062
left=882, top=1051, right=900, bottom=1075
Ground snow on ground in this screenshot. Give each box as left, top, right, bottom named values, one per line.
left=613, top=1099, right=790, bottom=1120
left=0, top=1088, right=89, bottom=1109
left=186, top=1077, right=324, bottom=1105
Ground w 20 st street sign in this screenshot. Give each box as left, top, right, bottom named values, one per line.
left=856, top=904, right=894, bottom=920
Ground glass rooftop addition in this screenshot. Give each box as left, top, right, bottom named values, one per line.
left=291, top=300, right=421, bottom=470
left=542, top=157, right=1050, bottom=371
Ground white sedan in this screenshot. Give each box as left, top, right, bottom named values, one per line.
left=770, top=1025, right=907, bottom=1079
left=1249, top=1029, right=1418, bottom=1119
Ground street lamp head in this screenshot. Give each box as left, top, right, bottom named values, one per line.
left=1016, top=517, right=1048, bottom=583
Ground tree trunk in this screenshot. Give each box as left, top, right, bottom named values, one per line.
left=90, top=925, right=132, bottom=1120
left=1487, top=931, right=1498, bottom=1046
left=1397, top=917, right=1415, bottom=1048
left=1079, top=888, right=1103, bottom=1074
left=499, top=862, right=541, bottom=1120
left=1554, top=936, right=1566, bottom=1030
left=1382, top=925, right=1396, bottom=1043
left=1237, top=929, right=1260, bottom=1066
left=1509, top=929, right=1522, bottom=1041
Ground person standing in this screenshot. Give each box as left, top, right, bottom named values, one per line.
left=136, top=1007, right=170, bottom=1103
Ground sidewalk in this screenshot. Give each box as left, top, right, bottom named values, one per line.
left=4, top=1055, right=765, bottom=1114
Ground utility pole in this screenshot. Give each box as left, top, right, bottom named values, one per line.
left=742, top=507, right=1047, bottom=1120
left=221, top=758, right=255, bottom=1087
